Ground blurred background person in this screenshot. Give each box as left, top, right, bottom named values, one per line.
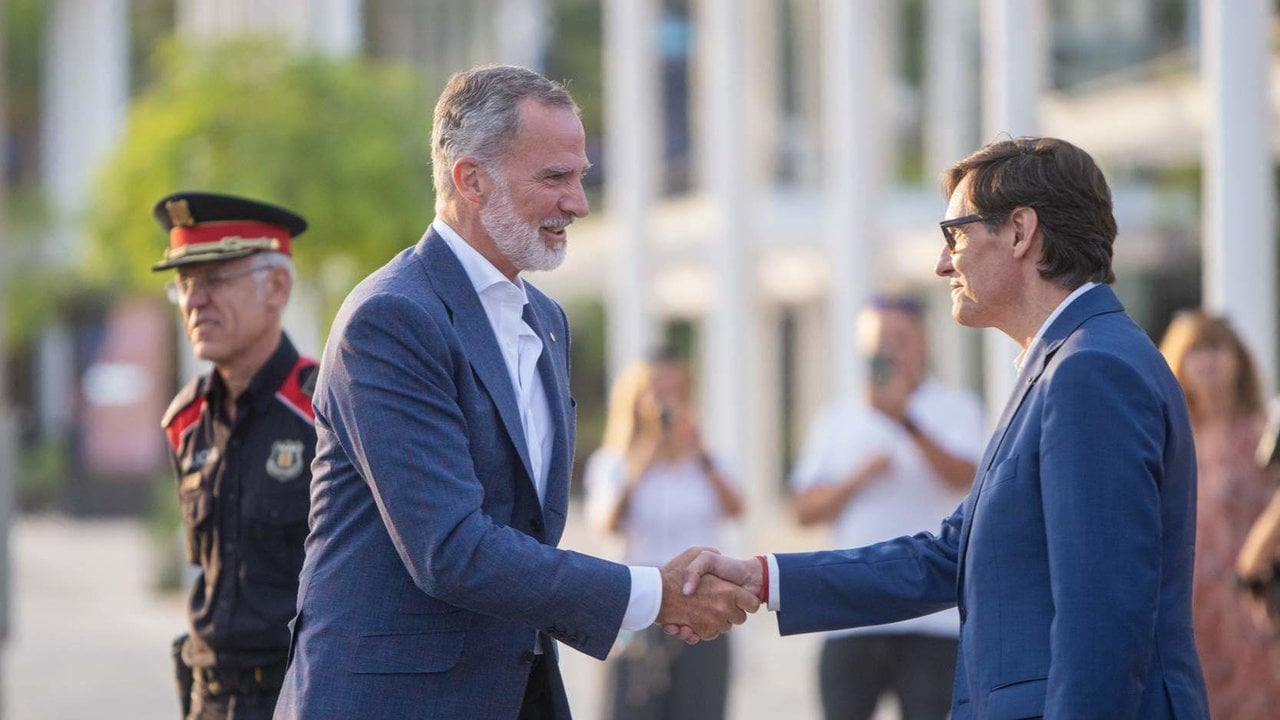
left=1160, top=310, right=1280, bottom=719
left=585, top=351, right=744, bottom=720
left=1238, top=397, right=1280, bottom=633
left=789, top=295, right=984, bottom=720
left=152, top=192, right=317, bottom=720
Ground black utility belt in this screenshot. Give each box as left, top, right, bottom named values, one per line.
left=196, top=662, right=287, bottom=695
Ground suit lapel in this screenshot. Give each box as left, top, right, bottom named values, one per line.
left=955, top=285, right=1126, bottom=602
left=521, top=295, right=571, bottom=536
left=416, top=229, right=536, bottom=484
left=955, top=341, right=1049, bottom=592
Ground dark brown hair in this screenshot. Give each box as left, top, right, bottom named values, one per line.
left=943, top=136, right=1116, bottom=288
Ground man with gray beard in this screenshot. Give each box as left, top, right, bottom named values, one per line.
left=274, top=65, right=759, bottom=720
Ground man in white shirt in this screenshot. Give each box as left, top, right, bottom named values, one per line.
left=675, top=137, right=1210, bottom=719
left=790, top=295, right=983, bottom=720
left=275, top=65, right=758, bottom=720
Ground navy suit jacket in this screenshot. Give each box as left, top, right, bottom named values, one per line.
left=274, top=229, right=630, bottom=719
left=775, top=286, right=1209, bottom=719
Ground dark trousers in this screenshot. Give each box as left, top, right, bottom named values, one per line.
left=606, top=625, right=731, bottom=720
left=818, top=633, right=957, bottom=720
left=187, top=671, right=280, bottom=720
left=519, top=655, right=556, bottom=720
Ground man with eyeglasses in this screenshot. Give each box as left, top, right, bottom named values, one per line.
left=153, top=191, right=318, bottom=720
left=678, top=137, right=1210, bottom=719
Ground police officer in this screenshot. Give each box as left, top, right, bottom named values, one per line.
left=153, top=192, right=317, bottom=720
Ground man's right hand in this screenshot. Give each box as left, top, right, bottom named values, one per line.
left=657, top=549, right=765, bottom=643
left=655, top=547, right=761, bottom=644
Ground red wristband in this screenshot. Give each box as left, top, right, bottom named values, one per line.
left=756, top=555, right=769, bottom=605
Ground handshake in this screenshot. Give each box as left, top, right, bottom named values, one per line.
left=655, top=547, right=766, bottom=644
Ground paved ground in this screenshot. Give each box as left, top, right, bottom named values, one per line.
left=1, top=513, right=904, bottom=720
left=5, top=515, right=186, bottom=720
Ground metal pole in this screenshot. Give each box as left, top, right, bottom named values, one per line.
left=0, top=4, right=15, bottom=714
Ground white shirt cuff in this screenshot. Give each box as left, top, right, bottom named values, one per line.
left=766, top=554, right=781, bottom=611
left=621, top=565, right=663, bottom=630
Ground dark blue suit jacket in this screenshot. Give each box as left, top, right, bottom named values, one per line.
left=775, top=285, right=1209, bottom=719
left=274, top=229, right=630, bottom=719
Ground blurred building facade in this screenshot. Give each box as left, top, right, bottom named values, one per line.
left=6, top=0, right=1277, bottom=527
left=535, top=0, right=1277, bottom=539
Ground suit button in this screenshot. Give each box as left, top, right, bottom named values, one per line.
left=531, top=517, right=544, bottom=533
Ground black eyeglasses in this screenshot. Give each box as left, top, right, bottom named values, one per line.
left=939, top=214, right=996, bottom=253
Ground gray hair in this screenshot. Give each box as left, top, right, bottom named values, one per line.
left=430, top=65, right=579, bottom=212
left=250, top=251, right=295, bottom=303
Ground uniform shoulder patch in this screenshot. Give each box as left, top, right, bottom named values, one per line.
left=298, top=362, right=318, bottom=397
left=162, top=377, right=207, bottom=452
left=276, top=356, right=319, bottom=425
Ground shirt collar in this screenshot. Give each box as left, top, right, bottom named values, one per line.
left=1014, top=282, right=1099, bottom=370
left=209, top=333, right=299, bottom=418
left=432, top=218, right=528, bottom=305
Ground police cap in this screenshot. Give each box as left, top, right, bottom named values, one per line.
left=151, top=191, right=307, bottom=272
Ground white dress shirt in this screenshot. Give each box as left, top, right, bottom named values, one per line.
left=434, top=219, right=661, bottom=631
left=1014, top=282, right=1099, bottom=370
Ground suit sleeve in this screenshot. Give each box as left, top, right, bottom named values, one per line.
left=1038, top=350, right=1163, bottom=717
left=775, top=507, right=962, bottom=635
left=321, top=291, right=629, bottom=659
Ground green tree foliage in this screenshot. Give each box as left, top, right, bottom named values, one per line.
left=87, top=36, right=434, bottom=312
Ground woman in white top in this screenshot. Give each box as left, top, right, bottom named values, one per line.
left=585, top=353, right=744, bottom=720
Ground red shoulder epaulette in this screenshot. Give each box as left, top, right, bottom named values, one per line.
left=276, top=356, right=319, bottom=425
left=162, top=380, right=207, bottom=452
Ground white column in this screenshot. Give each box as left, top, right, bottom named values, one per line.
left=791, top=0, right=823, bottom=189
left=925, top=0, right=980, bottom=392
left=179, top=0, right=363, bottom=55
left=820, top=0, right=884, bottom=399
left=1202, top=0, right=1275, bottom=390
left=497, top=0, right=550, bottom=70
left=309, top=0, right=363, bottom=55
left=925, top=0, right=978, bottom=179
left=178, top=0, right=303, bottom=42
left=980, top=0, right=1046, bottom=419
left=604, top=0, right=660, bottom=380
left=696, top=0, right=759, bottom=529
left=744, top=0, right=780, bottom=187
left=38, top=0, right=128, bottom=459
left=41, top=0, right=128, bottom=257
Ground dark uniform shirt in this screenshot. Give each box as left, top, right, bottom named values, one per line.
left=162, top=334, right=317, bottom=670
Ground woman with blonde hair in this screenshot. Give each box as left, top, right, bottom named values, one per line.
left=1160, top=310, right=1280, bottom=718
left=584, top=351, right=744, bottom=720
